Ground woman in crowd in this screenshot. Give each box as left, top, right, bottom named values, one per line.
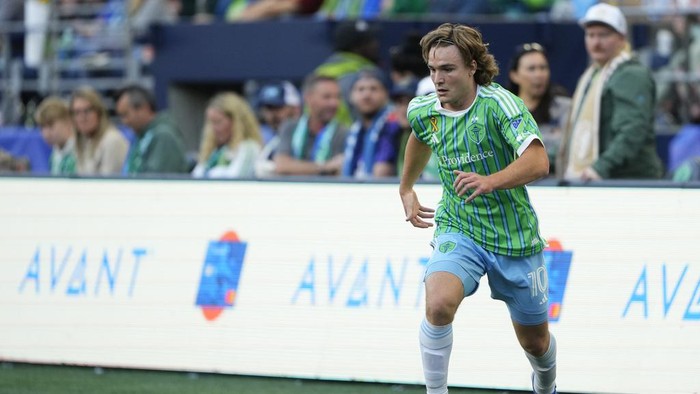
left=69, top=87, right=130, bottom=175
left=192, top=92, right=263, bottom=178
left=507, top=42, right=571, bottom=174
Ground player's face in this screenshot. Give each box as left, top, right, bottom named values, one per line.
left=584, top=25, right=625, bottom=66
left=206, top=107, right=232, bottom=147
left=306, top=80, right=340, bottom=124
left=350, top=77, right=388, bottom=117
left=510, top=51, right=550, bottom=100
left=428, top=45, right=476, bottom=111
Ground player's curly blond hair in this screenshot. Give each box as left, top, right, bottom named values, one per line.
left=420, top=23, right=499, bottom=86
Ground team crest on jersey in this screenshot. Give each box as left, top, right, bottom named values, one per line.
left=468, top=116, right=485, bottom=144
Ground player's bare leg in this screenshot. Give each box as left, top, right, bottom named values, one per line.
left=514, top=321, right=557, bottom=394
left=420, top=272, right=466, bottom=394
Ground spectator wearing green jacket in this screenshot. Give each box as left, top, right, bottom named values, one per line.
left=115, top=84, right=189, bottom=175
left=313, top=20, right=380, bottom=126
left=558, top=3, right=663, bottom=180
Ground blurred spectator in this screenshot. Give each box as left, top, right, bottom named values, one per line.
left=389, top=77, right=417, bottom=178
left=56, top=0, right=180, bottom=77
left=668, top=112, right=700, bottom=179
left=507, top=42, right=571, bottom=174
left=316, top=0, right=387, bottom=19
left=0, top=0, right=22, bottom=21
left=129, top=0, right=182, bottom=37
left=342, top=69, right=401, bottom=178
left=656, top=15, right=700, bottom=126
left=402, top=70, right=441, bottom=181
left=549, top=0, right=597, bottom=20
left=416, top=76, right=436, bottom=96
left=69, top=87, right=129, bottom=175
left=254, top=81, right=302, bottom=178
left=313, top=20, right=381, bottom=126
left=115, top=84, right=189, bottom=175
left=389, top=30, right=429, bottom=86
left=385, top=0, right=428, bottom=17
left=192, top=92, right=263, bottom=178
left=35, top=97, right=77, bottom=176
left=0, top=148, right=29, bottom=173
left=257, top=81, right=302, bottom=144
left=179, top=0, right=218, bottom=22
left=388, top=29, right=440, bottom=179
left=218, top=0, right=322, bottom=21
left=274, top=74, right=347, bottom=176
left=389, top=78, right=440, bottom=180
left=426, top=0, right=553, bottom=16
left=24, top=0, right=50, bottom=70
left=426, top=0, right=497, bottom=15
left=558, top=3, right=663, bottom=181
left=0, top=0, right=24, bottom=125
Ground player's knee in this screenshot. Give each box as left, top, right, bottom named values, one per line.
left=520, top=335, right=548, bottom=357
left=425, top=297, right=458, bottom=325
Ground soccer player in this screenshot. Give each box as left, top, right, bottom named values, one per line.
left=399, top=23, right=556, bottom=394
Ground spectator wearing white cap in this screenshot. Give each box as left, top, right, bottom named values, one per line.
left=257, top=81, right=302, bottom=144
left=557, top=2, right=663, bottom=181
left=254, top=80, right=302, bottom=178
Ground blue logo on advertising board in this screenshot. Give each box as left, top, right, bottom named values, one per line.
left=194, top=231, right=247, bottom=321
left=544, top=239, right=573, bottom=322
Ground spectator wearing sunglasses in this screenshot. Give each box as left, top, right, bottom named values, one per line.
left=507, top=42, right=571, bottom=175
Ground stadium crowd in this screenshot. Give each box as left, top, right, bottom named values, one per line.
left=0, top=0, right=698, bottom=181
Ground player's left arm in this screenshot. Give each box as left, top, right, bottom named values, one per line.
left=454, top=140, right=548, bottom=202
left=454, top=105, right=548, bottom=202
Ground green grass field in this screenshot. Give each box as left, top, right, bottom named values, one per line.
left=0, top=363, right=512, bottom=394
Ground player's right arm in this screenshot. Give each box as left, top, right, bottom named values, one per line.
left=399, top=133, right=434, bottom=228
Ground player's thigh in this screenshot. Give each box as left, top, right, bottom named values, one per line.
left=425, top=232, right=488, bottom=298
left=488, top=252, right=549, bottom=325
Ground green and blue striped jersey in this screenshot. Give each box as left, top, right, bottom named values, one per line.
left=408, top=83, right=546, bottom=257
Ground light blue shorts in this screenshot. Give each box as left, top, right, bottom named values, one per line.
left=425, top=232, right=549, bottom=326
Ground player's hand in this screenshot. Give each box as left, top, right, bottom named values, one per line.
left=453, top=170, right=494, bottom=203
left=400, top=189, right=434, bottom=228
